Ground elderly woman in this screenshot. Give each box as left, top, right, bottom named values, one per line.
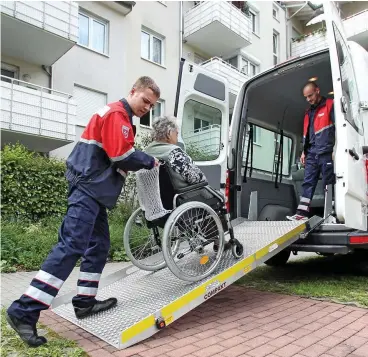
left=144, top=115, right=207, bottom=190
left=144, top=115, right=230, bottom=252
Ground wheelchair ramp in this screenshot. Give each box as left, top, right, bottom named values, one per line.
left=52, top=217, right=317, bottom=350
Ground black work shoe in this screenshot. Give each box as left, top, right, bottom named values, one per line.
left=6, top=312, right=47, bottom=347
left=74, top=298, right=117, bottom=319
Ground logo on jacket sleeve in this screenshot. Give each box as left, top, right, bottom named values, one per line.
left=122, top=125, right=130, bottom=138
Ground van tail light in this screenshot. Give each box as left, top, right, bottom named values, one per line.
left=349, top=236, right=368, bottom=244
left=225, top=170, right=230, bottom=212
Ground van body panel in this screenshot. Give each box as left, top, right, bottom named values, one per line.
left=324, top=1, right=367, bottom=230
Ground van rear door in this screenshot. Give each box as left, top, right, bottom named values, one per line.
left=324, top=1, right=367, bottom=230
left=174, top=59, right=229, bottom=190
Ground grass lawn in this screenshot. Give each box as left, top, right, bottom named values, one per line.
left=1, top=309, right=87, bottom=357
left=237, top=253, right=368, bottom=308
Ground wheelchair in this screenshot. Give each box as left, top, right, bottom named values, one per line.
left=123, top=162, right=244, bottom=282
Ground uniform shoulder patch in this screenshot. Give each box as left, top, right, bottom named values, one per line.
left=122, top=125, right=130, bottom=138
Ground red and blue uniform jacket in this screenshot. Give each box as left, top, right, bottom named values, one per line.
left=303, top=97, right=335, bottom=155
left=65, top=99, right=155, bottom=209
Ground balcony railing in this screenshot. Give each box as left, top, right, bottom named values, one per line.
left=291, top=31, right=328, bottom=58
left=343, top=9, right=368, bottom=40
left=182, top=124, right=221, bottom=159
left=1, top=1, right=79, bottom=41
left=290, top=9, right=368, bottom=58
left=201, top=57, right=250, bottom=96
left=1, top=76, right=76, bottom=142
left=184, top=1, right=252, bottom=56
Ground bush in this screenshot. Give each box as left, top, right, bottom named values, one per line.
left=1, top=214, right=131, bottom=272
left=1, top=143, right=68, bottom=221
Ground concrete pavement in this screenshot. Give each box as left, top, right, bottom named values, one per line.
left=1, top=263, right=367, bottom=357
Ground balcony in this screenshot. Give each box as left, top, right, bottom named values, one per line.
left=184, top=1, right=252, bottom=57
left=1, top=1, right=78, bottom=65
left=291, top=30, right=328, bottom=58
left=1, top=76, right=77, bottom=153
left=201, top=57, right=249, bottom=97
left=344, top=10, right=368, bottom=50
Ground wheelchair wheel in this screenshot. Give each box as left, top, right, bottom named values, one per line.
left=162, top=202, right=225, bottom=282
left=124, top=208, right=167, bottom=271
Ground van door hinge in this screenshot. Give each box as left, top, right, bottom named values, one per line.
left=360, top=101, right=368, bottom=111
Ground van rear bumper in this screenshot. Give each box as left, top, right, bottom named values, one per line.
left=289, top=228, right=368, bottom=254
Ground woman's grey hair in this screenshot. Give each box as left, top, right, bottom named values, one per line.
left=151, top=115, right=178, bottom=141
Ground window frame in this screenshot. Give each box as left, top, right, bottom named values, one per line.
left=139, top=99, right=165, bottom=128
left=181, top=99, right=223, bottom=162
left=78, top=9, right=109, bottom=55
left=272, top=5, right=279, bottom=21
left=141, top=28, right=165, bottom=66
left=248, top=8, right=259, bottom=35
left=240, top=56, right=259, bottom=76
left=1, top=62, right=20, bottom=82
left=242, top=123, right=293, bottom=177
left=273, top=30, right=279, bottom=65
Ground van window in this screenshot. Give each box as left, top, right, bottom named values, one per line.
left=333, top=22, right=362, bottom=134
left=242, top=124, right=292, bottom=176
left=181, top=99, right=222, bottom=161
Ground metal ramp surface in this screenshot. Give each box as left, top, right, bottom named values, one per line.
left=52, top=218, right=313, bottom=350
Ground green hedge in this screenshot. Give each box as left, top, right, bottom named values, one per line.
left=1, top=209, right=130, bottom=272
left=1, top=143, right=68, bottom=221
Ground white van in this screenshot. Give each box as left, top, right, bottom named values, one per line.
left=175, top=1, right=368, bottom=265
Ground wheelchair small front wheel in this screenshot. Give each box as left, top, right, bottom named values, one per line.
left=123, top=208, right=166, bottom=271
left=231, top=240, right=244, bottom=259
left=162, top=202, right=225, bottom=282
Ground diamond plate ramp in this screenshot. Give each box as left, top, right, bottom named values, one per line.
left=52, top=219, right=308, bottom=349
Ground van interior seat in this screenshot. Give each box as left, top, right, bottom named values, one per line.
left=291, top=164, right=325, bottom=208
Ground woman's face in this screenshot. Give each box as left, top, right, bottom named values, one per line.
left=167, top=127, right=179, bottom=145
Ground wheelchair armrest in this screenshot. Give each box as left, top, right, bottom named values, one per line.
left=175, top=181, right=208, bottom=194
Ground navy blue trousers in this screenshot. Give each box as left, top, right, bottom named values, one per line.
left=7, top=187, right=110, bottom=325
left=296, top=152, right=335, bottom=215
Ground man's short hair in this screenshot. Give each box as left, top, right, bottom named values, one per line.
left=133, top=76, right=160, bottom=98
left=303, top=81, right=319, bottom=91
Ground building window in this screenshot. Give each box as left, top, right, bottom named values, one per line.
left=194, top=118, right=210, bottom=132
left=273, top=5, right=279, bottom=20
left=78, top=10, right=108, bottom=54
left=249, top=9, right=259, bottom=35
left=240, top=57, right=258, bottom=76
left=242, top=124, right=293, bottom=176
left=141, top=28, right=164, bottom=65
left=273, top=31, right=279, bottom=65
left=140, top=100, right=164, bottom=127
left=225, top=56, right=238, bottom=68
left=1, top=62, right=19, bottom=83
left=73, top=85, right=107, bottom=126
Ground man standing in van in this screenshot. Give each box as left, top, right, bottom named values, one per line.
left=287, top=82, right=335, bottom=221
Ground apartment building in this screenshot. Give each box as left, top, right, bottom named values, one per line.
left=181, top=1, right=289, bottom=173
left=1, top=1, right=367, bottom=168
left=1, top=1, right=79, bottom=154
left=1, top=1, right=180, bottom=158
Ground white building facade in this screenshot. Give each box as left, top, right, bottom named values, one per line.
left=1, top=1, right=367, bottom=164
